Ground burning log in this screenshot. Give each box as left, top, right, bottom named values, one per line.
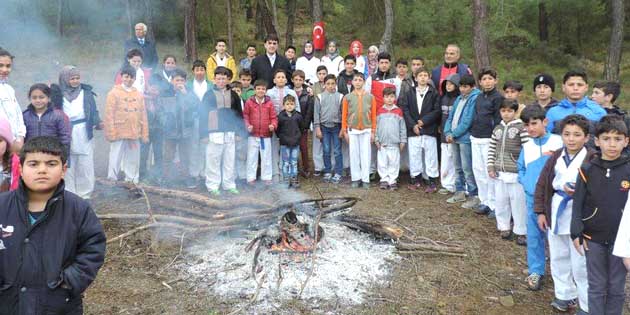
left=334, top=215, right=404, bottom=240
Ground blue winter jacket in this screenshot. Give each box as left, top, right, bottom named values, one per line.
left=545, top=97, right=606, bottom=133
left=517, top=133, right=563, bottom=198
left=443, top=88, right=481, bottom=144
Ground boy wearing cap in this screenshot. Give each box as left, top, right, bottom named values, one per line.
left=530, top=73, right=559, bottom=112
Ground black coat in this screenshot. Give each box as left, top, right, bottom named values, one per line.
left=336, top=70, right=358, bottom=95
left=398, top=84, right=441, bottom=137
left=124, top=38, right=159, bottom=70
left=250, top=54, right=293, bottom=89
left=296, top=87, right=314, bottom=132
left=51, top=84, right=102, bottom=141
left=276, top=110, right=303, bottom=146
left=0, top=181, right=106, bottom=315
left=470, top=88, right=504, bottom=138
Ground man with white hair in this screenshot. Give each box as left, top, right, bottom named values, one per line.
left=123, top=23, right=159, bottom=70
left=431, top=44, right=472, bottom=95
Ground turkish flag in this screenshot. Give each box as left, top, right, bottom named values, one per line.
left=312, top=22, right=325, bottom=50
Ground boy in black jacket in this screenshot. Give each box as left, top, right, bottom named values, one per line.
left=470, top=67, right=504, bottom=215
left=292, top=70, right=314, bottom=177
left=398, top=67, right=440, bottom=192
left=0, top=136, right=106, bottom=315
left=571, top=115, right=630, bottom=315
left=277, top=95, right=303, bottom=188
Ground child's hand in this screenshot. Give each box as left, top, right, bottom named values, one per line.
left=338, top=129, right=344, bottom=139
left=623, top=258, right=630, bottom=271
left=573, top=238, right=588, bottom=256
left=341, top=130, right=349, bottom=143
left=315, top=128, right=323, bottom=139
left=268, top=124, right=275, bottom=132
left=375, top=142, right=381, bottom=150
left=537, top=214, right=548, bottom=232
left=563, top=183, right=575, bottom=196
left=370, top=132, right=375, bottom=143
left=416, top=120, right=424, bottom=127
left=445, top=135, right=454, bottom=143
left=413, top=125, right=421, bottom=136
left=488, top=170, right=497, bottom=179
left=307, top=87, right=314, bottom=96
left=247, top=125, right=253, bottom=133
left=10, top=137, right=24, bottom=153
left=399, top=143, right=405, bottom=151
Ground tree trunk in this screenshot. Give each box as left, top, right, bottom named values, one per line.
left=271, top=0, right=279, bottom=33
left=379, top=0, right=394, bottom=54
left=184, top=0, right=198, bottom=63
left=245, top=0, right=254, bottom=20
left=125, top=0, right=133, bottom=38
left=472, top=0, right=491, bottom=71
left=312, top=0, right=323, bottom=23
left=538, top=0, right=548, bottom=42
left=604, top=0, right=624, bottom=81
left=57, top=0, right=64, bottom=37
left=143, top=0, right=155, bottom=41
left=256, top=0, right=277, bottom=40
left=227, top=0, right=234, bottom=54
left=285, top=0, right=297, bottom=46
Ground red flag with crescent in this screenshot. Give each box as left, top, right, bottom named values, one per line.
left=312, top=22, right=325, bottom=50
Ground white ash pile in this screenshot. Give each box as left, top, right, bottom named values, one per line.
left=182, top=212, right=399, bottom=313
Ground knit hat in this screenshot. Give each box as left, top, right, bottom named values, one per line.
left=533, top=73, right=555, bottom=92
left=0, top=118, right=13, bottom=148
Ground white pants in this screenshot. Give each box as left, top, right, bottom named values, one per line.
left=247, top=137, right=273, bottom=182
left=370, top=143, right=378, bottom=173
left=342, top=140, right=350, bottom=169
left=205, top=132, right=236, bottom=191
left=312, top=129, right=324, bottom=172
left=235, top=136, right=248, bottom=179
left=65, top=148, right=95, bottom=199
left=494, top=175, right=527, bottom=235
left=471, top=136, right=495, bottom=209
left=271, top=134, right=281, bottom=178
left=548, top=232, right=589, bottom=311
left=349, top=130, right=372, bottom=183
left=440, top=143, right=456, bottom=192
left=107, top=139, right=141, bottom=184
left=377, top=146, right=400, bottom=185
left=408, top=135, right=439, bottom=178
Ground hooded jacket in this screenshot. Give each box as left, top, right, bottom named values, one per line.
left=398, top=83, right=440, bottom=137
left=295, top=86, right=314, bottom=132
left=104, top=85, right=149, bottom=142
left=206, top=52, right=238, bottom=82
left=439, top=74, right=461, bottom=142
left=276, top=110, right=303, bottom=146
left=545, top=97, right=607, bottom=134
left=22, top=105, right=72, bottom=150
left=571, top=154, right=630, bottom=244
left=51, top=84, right=102, bottom=141
left=0, top=180, right=106, bottom=315
left=517, top=132, right=563, bottom=199
left=443, top=88, right=481, bottom=144
left=487, top=119, right=529, bottom=174
left=375, top=104, right=407, bottom=146
left=243, top=95, right=277, bottom=138
left=470, top=88, right=504, bottom=138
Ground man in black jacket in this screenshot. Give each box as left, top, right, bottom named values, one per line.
left=123, top=23, right=158, bottom=70
left=0, top=136, right=106, bottom=315
left=250, top=34, right=292, bottom=89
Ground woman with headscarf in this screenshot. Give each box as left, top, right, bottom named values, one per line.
left=320, top=40, right=344, bottom=76
left=366, top=45, right=379, bottom=77
left=295, top=41, right=321, bottom=84
left=52, top=66, right=102, bottom=199
left=349, top=40, right=368, bottom=77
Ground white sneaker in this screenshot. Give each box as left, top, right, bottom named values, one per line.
left=461, top=196, right=480, bottom=209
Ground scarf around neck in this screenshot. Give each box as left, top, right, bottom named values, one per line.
left=59, top=65, right=81, bottom=102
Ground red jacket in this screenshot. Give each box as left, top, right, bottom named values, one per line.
left=243, top=95, right=277, bottom=138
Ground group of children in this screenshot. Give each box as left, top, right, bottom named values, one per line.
left=3, top=38, right=630, bottom=313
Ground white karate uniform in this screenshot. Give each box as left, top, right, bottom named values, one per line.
left=471, top=136, right=495, bottom=209
left=408, top=135, right=438, bottom=178
left=440, top=142, right=456, bottom=192
left=108, top=139, right=141, bottom=184
left=295, top=56, right=321, bottom=84
left=548, top=147, right=589, bottom=311
left=348, top=129, right=372, bottom=183
left=205, top=132, right=236, bottom=190
left=246, top=136, right=273, bottom=182
left=63, top=91, right=95, bottom=199
left=377, top=145, right=400, bottom=185
left=312, top=129, right=324, bottom=172
left=0, top=83, right=26, bottom=140
left=613, top=196, right=630, bottom=258
left=494, top=172, right=526, bottom=235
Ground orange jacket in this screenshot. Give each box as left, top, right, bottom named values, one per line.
left=104, top=85, right=149, bottom=142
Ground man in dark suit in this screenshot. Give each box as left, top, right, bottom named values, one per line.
left=250, top=34, right=292, bottom=89
left=123, top=23, right=159, bottom=70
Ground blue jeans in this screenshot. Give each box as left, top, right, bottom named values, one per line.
left=321, top=125, right=343, bottom=175
left=280, top=145, right=300, bottom=178
left=526, top=195, right=546, bottom=276
left=452, top=142, right=477, bottom=195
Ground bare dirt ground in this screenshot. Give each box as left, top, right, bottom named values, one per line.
left=82, top=173, right=586, bottom=315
